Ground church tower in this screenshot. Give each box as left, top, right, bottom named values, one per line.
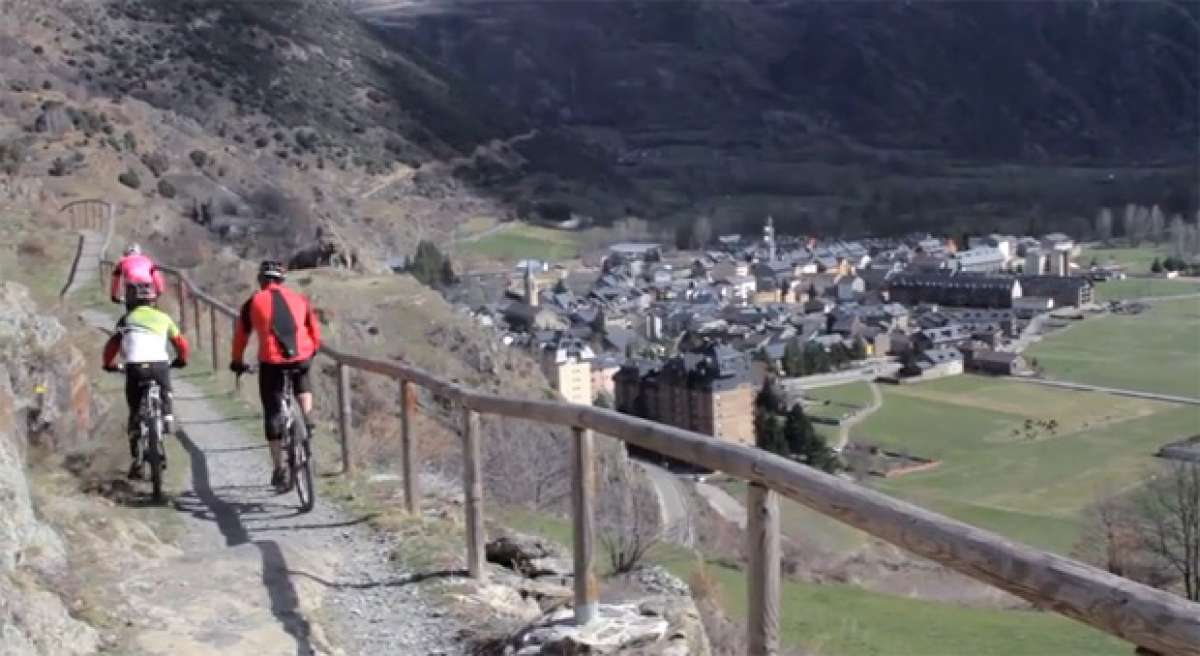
left=764, top=215, right=777, bottom=262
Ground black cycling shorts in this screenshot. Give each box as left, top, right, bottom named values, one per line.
left=258, top=359, right=312, bottom=441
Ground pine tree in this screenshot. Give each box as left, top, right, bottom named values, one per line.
left=782, top=338, right=806, bottom=377
left=849, top=337, right=867, bottom=360
left=1151, top=257, right=1163, bottom=273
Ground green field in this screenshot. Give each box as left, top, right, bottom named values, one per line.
left=1027, top=297, right=1200, bottom=398
left=852, top=376, right=1199, bottom=553
left=1093, top=277, right=1200, bottom=301
left=499, top=507, right=1128, bottom=656
left=1081, top=245, right=1166, bottom=274
left=461, top=223, right=585, bottom=262
left=804, top=382, right=872, bottom=421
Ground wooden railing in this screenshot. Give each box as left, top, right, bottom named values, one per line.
left=91, top=256, right=1200, bottom=655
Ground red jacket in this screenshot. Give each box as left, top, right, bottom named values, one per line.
left=232, top=283, right=321, bottom=364
left=110, top=253, right=166, bottom=299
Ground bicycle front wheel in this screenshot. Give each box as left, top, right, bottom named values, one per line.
left=290, top=407, right=315, bottom=512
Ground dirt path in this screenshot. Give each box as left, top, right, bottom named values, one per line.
left=78, top=308, right=464, bottom=655
left=834, top=382, right=882, bottom=452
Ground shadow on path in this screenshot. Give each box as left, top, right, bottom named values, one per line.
left=288, top=568, right=468, bottom=591
left=176, top=429, right=316, bottom=656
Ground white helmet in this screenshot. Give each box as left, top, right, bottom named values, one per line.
left=124, top=243, right=141, bottom=256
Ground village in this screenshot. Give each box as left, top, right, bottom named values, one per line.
left=455, top=219, right=1110, bottom=461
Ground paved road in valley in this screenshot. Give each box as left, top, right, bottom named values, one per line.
left=633, top=460, right=695, bottom=547
left=1013, top=377, right=1200, bottom=406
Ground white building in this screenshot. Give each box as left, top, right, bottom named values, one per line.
left=956, top=246, right=1008, bottom=274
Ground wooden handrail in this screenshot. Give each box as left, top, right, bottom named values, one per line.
left=95, top=260, right=1199, bottom=655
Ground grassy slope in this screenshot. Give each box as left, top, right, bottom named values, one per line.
left=499, top=508, right=1128, bottom=656
left=854, top=377, right=1199, bottom=553
left=804, top=382, right=872, bottom=421
left=1027, top=298, right=1200, bottom=397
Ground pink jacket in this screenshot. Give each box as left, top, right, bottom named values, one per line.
left=110, top=253, right=166, bottom=298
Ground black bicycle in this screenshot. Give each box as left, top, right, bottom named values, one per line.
left=109, top=366, right=167, bottom=501
left=241, top=366, right=315, bottom=512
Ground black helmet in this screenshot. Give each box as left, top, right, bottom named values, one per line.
left=128, top=282, right=157, bottom=305
left=259, top=260, right=287, bottom=281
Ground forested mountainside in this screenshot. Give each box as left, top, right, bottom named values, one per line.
left=366, top=0, right=1199, bottom=235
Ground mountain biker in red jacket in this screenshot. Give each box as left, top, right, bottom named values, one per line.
left=229, top=261, right=322, bottom=490
left=101, top=283, right=189, bottom=479
left=110, top=244, right=167, bottom=308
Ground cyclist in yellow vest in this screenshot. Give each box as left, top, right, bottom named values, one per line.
left=101, top=283, right=189, bottom=478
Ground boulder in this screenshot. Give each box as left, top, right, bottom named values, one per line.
left=486, top=532, right=570, bottom=578
left=511, top=604, right=669, bottom=655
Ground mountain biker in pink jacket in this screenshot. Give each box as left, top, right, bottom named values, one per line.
left=110, top=244, right=166, bottom=308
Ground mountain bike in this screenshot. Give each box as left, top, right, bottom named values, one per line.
left=109, top=365, right=167, bottom=501
left=241, top=366, right=315, bottom=512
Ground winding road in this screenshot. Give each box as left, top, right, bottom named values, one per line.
left=633, top=460, right=695, bottom=547
left=834, top=381, right=883, bottom=452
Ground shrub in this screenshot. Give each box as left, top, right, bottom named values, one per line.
left=139, top=151, right=169, bottom=177
left=117, top=169, right=141, bottom=189
left=121, top=130, right=137, bottom=151
left=17, top=238, right=48, bottom=257
left=188, top=149, right=207, bottom=167
left=156, top=178, right=176, bottom=198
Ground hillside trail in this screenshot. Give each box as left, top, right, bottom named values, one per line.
left=73, top=301, right=466, bottom=655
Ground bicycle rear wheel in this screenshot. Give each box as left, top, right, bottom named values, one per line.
left=289, top=405, right=315, bottom=512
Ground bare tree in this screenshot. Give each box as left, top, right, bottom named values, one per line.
left=1095, top=207, right=1114, bottom=245
left=1149, top=205, right=1166, bottom=244
left=1136, top=461, right=1200, bottom=601
left=482, top=417, right=569, bottom=510
left=692, top=215, right=713, bottom=250
left=1168, top=214, right=1188, bottom=259
left=1072, top=494, right=1142, bottom=579
left=597, top=457, right=662, bottom=574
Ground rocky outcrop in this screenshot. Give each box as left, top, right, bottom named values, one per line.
left=480, top=530, right=711, bottom=656
left=0, top=282, right=99, bottom=655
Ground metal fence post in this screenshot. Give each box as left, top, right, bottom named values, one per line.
left=748, top=482, right=781, bottom=655
left=462, top=406, right=485, bottom=581
left=400, top=379, right=419, bottom=515
left=336, top=363, right=353, bottom=474
left=571, top=426, right=597, bottom=625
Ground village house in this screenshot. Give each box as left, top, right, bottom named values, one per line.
left=887, top=273, right=1023, bottom=308
left=538, top=332, right=596, bottom=405
left=967, top=350, right=1028, bottom=376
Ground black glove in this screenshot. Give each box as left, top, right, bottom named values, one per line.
left=171, top=358, right=186, bottom=369
left=229, top=361, right=248, bottom=374
left=111, top=296, right=122, bottom=304
left=103, top=364, right=121, bottom=373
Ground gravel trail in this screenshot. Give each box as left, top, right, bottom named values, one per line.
left=79, top=308, right=466, bottom=655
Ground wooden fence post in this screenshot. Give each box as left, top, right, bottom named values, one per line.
left=176, top=278, right=188, bottom=328
left=336, top=363, right=353, bottom=474
left=193, top=295, right=202, bottom=344
left=748, top=482, right=781, bottom=655
left=400, top=379, right=419, bottom=515
left=462, top=406, right=486, bottom=581
left=571, top=426, right=597, bottom=625
left=209, top=304, right=219, bottom=372
left=232, top=317, right=241, bottom=391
